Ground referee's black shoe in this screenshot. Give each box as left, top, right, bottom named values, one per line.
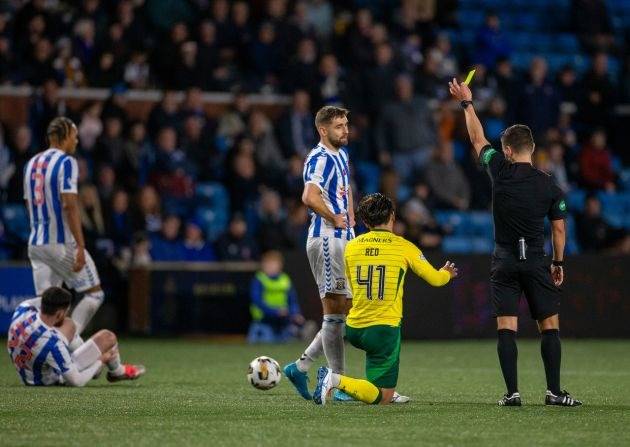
left=498, top=392, right=522, bottom=406
left=545, top=390, right=582, bottom=407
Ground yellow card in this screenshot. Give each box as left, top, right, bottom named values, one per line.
left=464, top=69, right=476, bottom=85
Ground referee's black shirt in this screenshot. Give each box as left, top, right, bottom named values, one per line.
left=480, top=145, right=567, bottom=251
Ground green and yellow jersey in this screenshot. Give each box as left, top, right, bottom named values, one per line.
left=344, top=229, right=451, bottom=328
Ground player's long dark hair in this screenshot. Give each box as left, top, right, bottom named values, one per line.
left=357, top=193, right=395, bottom=228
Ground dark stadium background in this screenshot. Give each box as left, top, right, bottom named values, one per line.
left=0, top=0, right=629, bottom=338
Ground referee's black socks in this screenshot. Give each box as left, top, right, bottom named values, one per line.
left=541, top=329, right=562, bottom=395
left=497, top=329, right=518, bottom=395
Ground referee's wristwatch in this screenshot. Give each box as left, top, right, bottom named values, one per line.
left=460, top=100, right=473, bottom=109
left=552, top=260, right=564, bottom=267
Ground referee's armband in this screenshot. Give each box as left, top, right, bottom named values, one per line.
left=480, top=145, right=497, bottom=167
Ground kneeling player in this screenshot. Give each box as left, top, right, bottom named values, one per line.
left=313, top=193, right=458, bottom=405
left=7, top=287, right=145, bottom=386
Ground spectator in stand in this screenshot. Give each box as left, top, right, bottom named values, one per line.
left=343, top=8, right=375, bottom=71
left=316, top=53, right=350, bottom=107
left=181, top=114, right=220, bottom=181
left=556, top=65, right=579, bottom=104
left=79, top=184, right=106, bottom=251
left=226, top=137, right=259, bottom=212
left=434, top=33, right=458, bottom=79
left=182, top=220, right=217, bottom=261
left=483, top=97, right=507, bottom=142
left=149, top=214, right=185, bottom=261
left=424, top=141, right=471, bottom=210
left=94, top=115, right=127, bottom=172
left=363, top=43, right=399, bottom=120
left=28, top=78, right=65, bottom=147
left=107, top=189, right=133, bottom=250
left=151, top=126, right=194, bottom=201
left=256, top=189, right=292, bottom=252
left=415, top=48, right=447, bottom=100
left=546, top=143, right=572, bottom=193
left=306, top=0, right=334, bottom=42
left=248, top=110, right=286, bottom=185
left=401, top=197, right=444, bottom=250
left=475, top=12, right=511, bottom=69
left=277, top=90, right=316, bottom=158
left=217, top=90, right=250, bottom=148
left=4, top=126, right=35, bottom=203
left=283, top=37, right=318, bottom=94
left=96, top=164, right=117, bottom=206
left=133, top=185, right=162, bottom=233
left=248, top=22, right=282, bottom=91
left=124, top=50, right=150, bottom=89
left=147, top=91, right=180, bottom=140
left=579, top=129, right=616, bottom=191
left=571, top=0, right=615, bottom=53
left=515, top=57, right=559, bottom=139
left=78, top=101, right=103, bottom=153
left=578, top=52, right=615, bottom=130
left=493, top=57, right=518, bottom=121
left=172, top=41, right=201, bottom=90
left=376, top=74, right=437, bottom=181
left=576, top=195, right=630, bottom=253
left=216, top=213, right=259, bottom=261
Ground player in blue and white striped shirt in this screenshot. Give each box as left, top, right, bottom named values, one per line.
left=23, top=117, right=104, bottom=340
left=284, top=106, right=356, bottom=401
left=7, top=287, right=145, bottom=386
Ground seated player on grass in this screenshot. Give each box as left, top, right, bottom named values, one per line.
left=7, top=286, right=145, bottom=386
left=313, top=193, right=458, bottom=405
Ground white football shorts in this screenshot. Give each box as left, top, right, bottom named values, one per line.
left=28, top=243, right=101, bottom=295
left=306, top=235, right=352, bottom=299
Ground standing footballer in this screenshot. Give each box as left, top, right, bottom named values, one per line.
left=23, top=117, right=105, bottom=347
left=449, top=78, right=581, bottom=406
left=284, top=106, right=355, bottom=401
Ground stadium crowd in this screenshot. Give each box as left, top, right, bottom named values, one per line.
left=1, top=0, right=629, bottom=268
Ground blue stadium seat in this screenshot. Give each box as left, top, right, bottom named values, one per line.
left=355, top=162, right=380, bottom=194
left=195, top=206, right=228, bottom=242
left=1, top=205, right=30, bottom=242
left=566, top=189, right=586, bottom=212
left=196, top=182, right=229, bottom=209
left=554, top=34, right=580, bottom=54
left=598, top=192, right=630, bottom=228
left=442, top=236, right=472, bottom=254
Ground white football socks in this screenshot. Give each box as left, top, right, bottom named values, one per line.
left=107, top=344, right=125, bottom=376
left=296, top=330, right=323, bottom=372
left=71, top=290, right=104, bottom=334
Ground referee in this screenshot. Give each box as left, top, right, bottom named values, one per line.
left=449, top=78, right=582, bottom=407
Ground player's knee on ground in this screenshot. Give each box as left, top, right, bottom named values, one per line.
left=380, top=388, right=395, bottom=405
left=91, top=329, right=117, bottom=352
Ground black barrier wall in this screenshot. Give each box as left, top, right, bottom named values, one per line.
left=283, top=252, right=630, bottom=339
left=127, top=254, right=630, bottom=338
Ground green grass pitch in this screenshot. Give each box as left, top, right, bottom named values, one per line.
left=1, top=339, right=629, bottom=446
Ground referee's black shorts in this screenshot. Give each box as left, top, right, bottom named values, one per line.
left=490, top=246, right=561, bottom=320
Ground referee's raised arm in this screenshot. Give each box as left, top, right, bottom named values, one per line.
left=448, top=78, right=490, bottom=157
left=448, top=76, right=582, bottom=408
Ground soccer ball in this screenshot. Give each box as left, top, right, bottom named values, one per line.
left=247, top=356, right=282, bottom=390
